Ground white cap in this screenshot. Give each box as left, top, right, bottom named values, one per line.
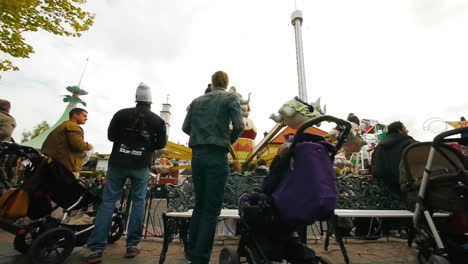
left=135, top=82, right=152, bottom=103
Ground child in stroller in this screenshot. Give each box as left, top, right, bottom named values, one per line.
left=0, top=142, right=124, bottom=264
left=400, top=127, right=468, bottom=264
left=219, top=116, right=351, bottom=264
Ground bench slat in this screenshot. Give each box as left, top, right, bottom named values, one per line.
left=166, top=209, right=240, bottom=219
left=165, top=209, right=450, bottom=219
left=334, top=209, right=450, bottom=218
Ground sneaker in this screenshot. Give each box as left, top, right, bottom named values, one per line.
left=125, top=246, right=141, bottom=258
left=86, top=251, right=103, bottom=264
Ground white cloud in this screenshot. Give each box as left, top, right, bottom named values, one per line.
left=1, top=0, right=467, bottom=153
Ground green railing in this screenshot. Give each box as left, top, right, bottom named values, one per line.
left=115, top=174, right=411, bottom=239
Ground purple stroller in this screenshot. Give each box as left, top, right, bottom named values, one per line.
left=219, top=115, right=351, bottom=264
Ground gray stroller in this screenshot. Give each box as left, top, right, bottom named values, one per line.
left=400, top=127, right=468, bottom=264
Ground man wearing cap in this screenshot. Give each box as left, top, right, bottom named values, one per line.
left=42, top=108, right=93, bottom=178
left=0, top=99, right=16, bottom=142
left=86, top=82, right=167, bottom=263
left=183, top=71, right=244, bottom=264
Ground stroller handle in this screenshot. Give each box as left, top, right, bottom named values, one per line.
left=0, top=142, right=42, bottom=155
left=433, top=126, right=468, bottom=145
left=294, top=115, right=352, bottom=155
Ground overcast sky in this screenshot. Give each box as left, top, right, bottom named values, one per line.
left=1, top=0, right=467, bottom=153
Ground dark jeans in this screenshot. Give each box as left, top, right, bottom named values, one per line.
left=187, top=145, right=229, bottom=264
left=87, top=167, right=149, bottom=251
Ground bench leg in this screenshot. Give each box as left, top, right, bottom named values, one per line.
left=324, top=224, right=331, bottom=251
left=329, top=216, right=350, bottom=264
left=407, top=225, right=415, bottom=247
left=159, top=213, right=172, bottom=264
left=336, top=232, right=350, bottom=264
left=179, top=219, right=191, bottom=260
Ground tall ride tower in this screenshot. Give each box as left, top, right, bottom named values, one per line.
left=291, top=10, right=307, bottom=102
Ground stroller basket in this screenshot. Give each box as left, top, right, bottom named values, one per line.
left=400, top=142, right=467, bottom=212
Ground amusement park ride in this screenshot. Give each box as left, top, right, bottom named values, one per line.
left=158, top=10, right=329, bottom=175
left=21, top=9, right=348, bottom=181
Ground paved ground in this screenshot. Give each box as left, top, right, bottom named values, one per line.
left=0, top=231, right=418, bottom=264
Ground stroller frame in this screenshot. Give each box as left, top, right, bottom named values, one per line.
left=412, top=127, right=468, bottom=263
left=0, top=142, right=124, bottom=264
left=220, top=115, right=351, bottom=264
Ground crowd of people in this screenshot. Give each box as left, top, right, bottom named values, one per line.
left=1, top=69, right=467, bottom=263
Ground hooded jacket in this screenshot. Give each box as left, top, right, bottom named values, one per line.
left=108, top=104, right=167, bottom=169
left=0, top=110, right=16, bottom=142
left=41, top=120, right=92, bottom=172
left=372, top=133, right=417, bottom=193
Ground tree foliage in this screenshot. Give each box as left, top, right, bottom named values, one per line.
left=21, top=120, right=50, bottom=143
left=0, top=0, right=95, bottom=71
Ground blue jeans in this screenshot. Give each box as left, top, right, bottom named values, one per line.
left=87, top=166, right=149, bottom=252
left=187, top=145, right=229, bottom=264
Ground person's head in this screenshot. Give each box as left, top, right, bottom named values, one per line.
left=204, top=83, right=212, bottom=94
left=211, top=71, right=229, bottom=89
left=257, top=159, right=267, bottom=167
left=0, top=99, right=11, bottom=113
left=461, top=116, right=466, bottom=121
left=135, top=82, right=152, bottom=104
left=387, top=121, right=408, bottom=135
left=229, top=160, right=242, bottom=173
left=347, top=113, right=360, bottom=124
left=69, top=108, right=88, bottom=125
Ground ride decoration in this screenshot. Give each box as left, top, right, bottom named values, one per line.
left=269, top=97, right=324, bottom=130
left=63, top=85, right=88, bottom=106
left=230, top=87, right=257, bottom=161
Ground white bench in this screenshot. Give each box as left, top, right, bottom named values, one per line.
left=159, top=209, right=240, bottom=264
left=168, top=208, right=451, bottom=219
left=165, top=208, right=240, bottom=219
left=161, top=208, right=451, bottom=264
left=327, top=209, right=451, bottom=264
left=334, top=209, right=450, bottom=218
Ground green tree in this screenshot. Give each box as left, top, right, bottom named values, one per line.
left=0, top=0, right=95, bottom=71
left=21, top=120, right=50, bottom=143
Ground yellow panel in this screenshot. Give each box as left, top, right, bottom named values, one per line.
left=170, top=165, right=192, bottom=170
left=161, top=153, right=192, bottom=160
left=165, top=141, right=192, bottom=155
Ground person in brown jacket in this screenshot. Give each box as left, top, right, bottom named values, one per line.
left=41, top=108, right=93, bottom=178
left=0, top=99, right=16, bottom=142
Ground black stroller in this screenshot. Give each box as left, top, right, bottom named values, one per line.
left=0, top=142, right=124, bottom=264
left=400, top=127, right=468, bottom=264
left=219, top=116, right=351, bottom=264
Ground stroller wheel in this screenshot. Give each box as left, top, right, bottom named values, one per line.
left=317, top=255, right=335, bottom=264
left=219, top=247, right=240, bottom=264
left=14, top=230, right=35, bottom=254
left=27, top=227, right=76, bottom=264
left=108, top=214, right=124, bottom=244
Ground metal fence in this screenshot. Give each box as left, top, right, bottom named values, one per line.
left=112, top=175, right=409, bottom=241
left=116, top=180, right=328, bottom=241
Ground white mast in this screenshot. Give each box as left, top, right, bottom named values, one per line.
left=160, top=94, right=171, bottom=136
left=291, top=10, right=307, bottom=102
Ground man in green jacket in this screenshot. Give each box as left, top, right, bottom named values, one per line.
left=42, top=108, right=93, bottom=178
left=183, top=71, right=244, bottom=264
